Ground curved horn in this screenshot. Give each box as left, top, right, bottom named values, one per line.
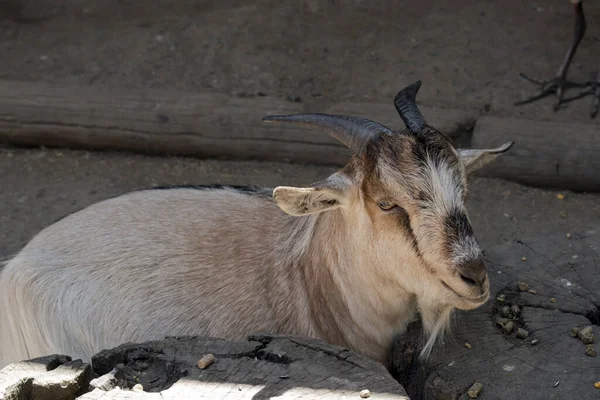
left=394, top=81, right=426, bottom=133
left=262, top=113, right=393, bottom=153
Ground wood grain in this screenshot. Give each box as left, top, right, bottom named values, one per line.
left=470, top=116, right=600, bottom=192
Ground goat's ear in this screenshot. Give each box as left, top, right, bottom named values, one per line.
left=273, top=172, right=353, bottom=216
left=458, top=141, right=514, bottom=174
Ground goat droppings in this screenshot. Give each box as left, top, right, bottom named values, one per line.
left=198, top=353, right=215, bottom=369
left=467, top=382, right=483, bottom=398
left=585, top=344, right=596, bottom=357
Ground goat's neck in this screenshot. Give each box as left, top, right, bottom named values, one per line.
left=279, top=208, right=417, bottom=361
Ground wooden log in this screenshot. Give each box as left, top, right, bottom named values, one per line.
left=470, top=116, right=600, bottom=192
left=87, top=335, right=410, bottom=399
left=0, top=80, right=351, bottom=166
left=0, top=80, right=474, bottom=167
left=393, top=229, right=600, bottom=400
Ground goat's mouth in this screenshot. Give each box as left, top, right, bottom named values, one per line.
left=441, top=280, right=489, bottom=304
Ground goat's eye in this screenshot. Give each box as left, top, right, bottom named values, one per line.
left=377, top=200, right=396, bottom=211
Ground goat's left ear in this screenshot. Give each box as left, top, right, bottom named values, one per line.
left=273, top=172, right=354, bottom=216
left=457, top=141, right=514, bottom=174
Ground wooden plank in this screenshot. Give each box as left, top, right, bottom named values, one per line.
left=470, top=116, right=600, bottom=192
left=0, top=80, right=352, bottom=165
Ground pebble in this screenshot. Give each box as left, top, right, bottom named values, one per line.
left=570, top=326, right=581, bottom=338
left=556, top=193, right=565, bottom=200
left=553, top=380, right=560, bottom=388
left=496, top=294, right=506, bottom=303
left=566, top=233, right=572, bottom=239
left=550, top=298, right=556, bottom=303
left=531, top=339, right=539, bottom=345
left=578, top=326, right=595, bottom=344
left=502, top=321, right=515, bottom=334
left=528, top=289, right=537, bottom=295
left=501, top=306, right=511, bottom=317
left=464, top=342, right=472, bottom=349
left=517, top=282, right=529, bottom=292
left=521, top=256, right=527, bottom=261
left=198, top=353, right=215, bottom=369
left=132, top=384, right=144, bottom=392
left=595, top=382, right=600, bottom=389
left=510, top=305, right=520, bottom=316
left=516, top=328, right=529, bottom=339
left=585, top=344, right=596, bottom=357
left=467, top=382, right=483, bottom=398
left=360, top=389, right=372, bottom=398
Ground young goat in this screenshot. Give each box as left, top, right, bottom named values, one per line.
left=0, top=81, right=512, bottom=369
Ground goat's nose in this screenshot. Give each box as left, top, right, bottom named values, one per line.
left=458, top=259, right=487, bottom=286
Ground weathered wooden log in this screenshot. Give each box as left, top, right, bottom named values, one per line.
left=0, top=334, right=410, bottom=399
left=86, top=334, right=410, bottom=400
left=0, top=354, right=92, bottom=400
left=0, top=80, right=473, bottom=166
left=393, top=229, right=600, bottom=400
left=470, top=116, right=600, bottom=192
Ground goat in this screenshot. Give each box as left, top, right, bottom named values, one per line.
left=0, top=81, right=513, bottom=370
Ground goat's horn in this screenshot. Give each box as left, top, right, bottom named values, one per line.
left=394, top=81, right=426, bottom=133
left=262, top=113, right=393, bottom=153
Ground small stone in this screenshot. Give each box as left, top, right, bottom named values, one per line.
left=467, top=382, right=483, bottom=398
left=595, top=381, right=600, bottom=389
left=578, top=326, right=596, bottom=344
left=553, top=380, right=560, bottom=388
left=560, top=212, right=567, bottom=218
left=510, top=305, right=520, bottom=316
left=502, top=321, right=515, bottom=334
left=566, top=233, right=572, bottom=239
left=556, top=193, right=565, bottom=200
left=496, top=294, right=506, bottom=303
left=550, top=298, right=556, bottom=303
left=570, top=326, right=581, bottom=337
left=501, top=306, right=511, bottom=317
left=517, top=282, right=529, bottom=292
left=531, top=339, right=539, bottom=345
left=585, top=344, right=596, bottom=357
left=516, top=328, right=529, bottom=339
left=464, top=342, right=472, bottom=349
left=198, top=353, right=215, bottom=369
left=360, top=389, right=372, bottom=398
left=521, top=256, right=527, bottom=261
left=132, top=383, right=144, bottom=392
left=528, top=289, right=537, bottom=295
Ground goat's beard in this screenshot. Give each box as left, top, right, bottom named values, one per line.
left=416, top=301, right=455, bottom=359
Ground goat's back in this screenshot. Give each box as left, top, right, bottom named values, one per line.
left=0, top=186, right=297, bottom=367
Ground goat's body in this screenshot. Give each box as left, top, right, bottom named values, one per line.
left=0, top=186, right=416, bottom=368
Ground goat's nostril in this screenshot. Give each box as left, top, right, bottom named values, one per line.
left=460, top=274, right=478, bottom=286
left=458, top=259, right=487, bottom=286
